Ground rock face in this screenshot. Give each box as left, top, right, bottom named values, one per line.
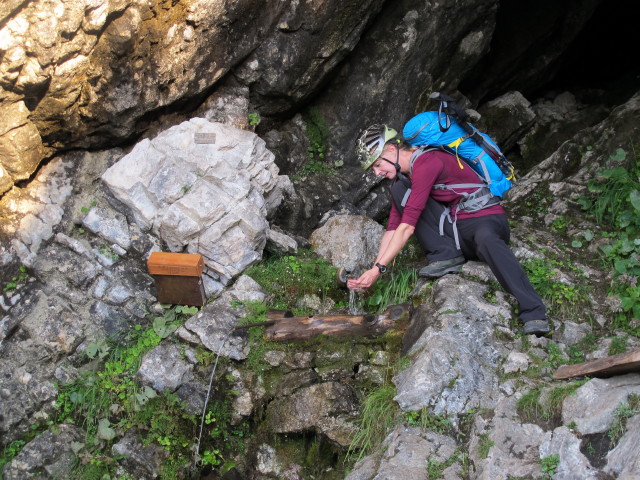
left=393, top=272, right=509, bottom=416
left=345, top=426, right=458, bottom=480
left=0, top=0, right=385, bottom=194
left=2, top=83, right=640, bottom=478
left=2, top=0, right=640, bottom=478
left=2, top=424, right=84, bottom=480
left=0, top=0, right=609, bottom=198
left=102, top=118, right=291, bottom=287
left=265, top=382, right=359, bottom=447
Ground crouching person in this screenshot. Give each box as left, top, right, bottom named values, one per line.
left=347, top=124, right=550, bottom=336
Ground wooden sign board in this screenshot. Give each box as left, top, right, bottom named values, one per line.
left=147, top=252, right=205, bottom=277
left=553, top=349, right=640, bottom=380
left=147, top=252, right=206, bottom=306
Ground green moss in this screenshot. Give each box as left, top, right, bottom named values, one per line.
left=245, top=250, right=346, bottom=313
left=609, top=336, right=628, bottom=356
left=404, top=408, right=454, bottom=434
left=517, top=380, right=587, bottom=424
left=517, top=385, right=544, bottom=423
left=608, top=393, right=640, bottom=445
left=478, top=433, right=494, bottom=459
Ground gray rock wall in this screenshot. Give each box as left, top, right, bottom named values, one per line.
left=0, top=0, right=603, bottom=196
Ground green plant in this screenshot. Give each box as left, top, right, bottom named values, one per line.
left=426, top=449, right=464, bottom=479
left=52, top=300, right=250, bottom=479
left=79, top=200, right=98, bottom=215
left=546, top=342, right=566, bottom=369
left=404, top=408, right=453, bottom=434
left=571, top=229, right=594, bottom=248
left=364, top=268, right=417, bottom=313
left=517, top=380, right=587, bottom=424
left=551, top=216, right=568, bottom=235
left=545, top=380, right=587, bottom=421
left=517, top=385, right=544, bottom=423
left=608, top=393, right=640, bottom=445
left=522, top=185, right=553, bottom=216
left=235, top=301, right=287, bottom=374
left=577, top=145, right=640, bottom=333
left=201, top=448, right=223, bottom=466
left=3, top=265, right=28, bottom=293
left=304, top=107, right=329, bottom=160
left=346, top=384, right=400, bottom=462
left=245, top=249, right=346, bottom=312
left=477, top=433, right=494, bottom=459
left=247, top=112, right=261, bottom=126
left=540, top=454, right=560, bottom=479
left=296, top=159, right=336, bottom=179
left=97, top=244, right=119, bottom=261
left=56, top=306, right=189, bottom=439
left=293, top=107, right=343, bottom=180
left=609, top=336, right=628, bottom=356
left=0, top=440, right=26, bottom=472
left=85, top=338, right=110, bottom=359
left=521, top=256, right=588, bottom=320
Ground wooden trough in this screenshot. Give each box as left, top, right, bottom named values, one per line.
left=234, top=303, right=412, bottom=342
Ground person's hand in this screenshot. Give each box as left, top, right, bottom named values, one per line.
left=347, top=267, right=380, bottom=291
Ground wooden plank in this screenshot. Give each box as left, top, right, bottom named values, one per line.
left=263, top=303, right=411, bottom=342
left=553, top=349, right=640, bottom=380
left=147, top=252, right=205, bottom=277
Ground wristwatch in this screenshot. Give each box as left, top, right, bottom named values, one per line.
left=375, top=263, right=388, bottom=274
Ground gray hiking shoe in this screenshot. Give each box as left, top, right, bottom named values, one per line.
left=418, top=255, right=466, bottom=278
left=523, top=319, right=551, bottom=336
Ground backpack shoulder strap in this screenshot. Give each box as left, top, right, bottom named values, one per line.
left=408, top=146, right=448, bottom=176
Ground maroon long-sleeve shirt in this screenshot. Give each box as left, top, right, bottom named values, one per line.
left=387, top=149, right=505, bottom=231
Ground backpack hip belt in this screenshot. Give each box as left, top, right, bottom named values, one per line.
left=434, top=183, right=501, bottom=250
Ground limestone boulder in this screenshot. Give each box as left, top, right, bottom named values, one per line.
left=393, top=275, right=511, bottom=416
left=2, top=424, right=84, bottom=480
left=137, top=343, right=194, bottom=393
left=264, top=382, right=359, bottom=447
left=470, top=396, right=547, bottom=480
left=102, top=118, right=291, bottom=285
left=345, top=426, right=458, bottom=480
left=310, top=214, right=384, bottom=273
left=112, top=428, right=169, bottom=479
left=540, top=426, right=600, bottom=480
left=561, top=374, right=640, bottom=435
left=477, top=90, right=536, bottom=151
left=606, top=414, right=640, bottom=479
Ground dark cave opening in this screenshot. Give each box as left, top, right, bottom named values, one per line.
left=537, top=0, right=640, bottom=105
left=461, top=0, right=640, bottom=106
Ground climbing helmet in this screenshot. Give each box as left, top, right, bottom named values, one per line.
left=355, top=124, right=398, bottom=170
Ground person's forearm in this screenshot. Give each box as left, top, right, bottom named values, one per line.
left=375, top=223, right=414, bottom=267
left=347, top=224, right=414, bottom=291
left=375, top=230, right=396, bottom=264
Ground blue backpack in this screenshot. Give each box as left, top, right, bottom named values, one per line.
left=402, top=94, right=515, bottom=198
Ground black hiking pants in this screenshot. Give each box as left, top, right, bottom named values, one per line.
left=390, top=180, right=546, bottom=322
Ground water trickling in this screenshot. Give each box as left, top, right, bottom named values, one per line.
left=348, top=287, right=363, bottom=315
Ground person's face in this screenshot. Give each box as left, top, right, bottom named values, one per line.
left=371, top=147, right=397, bottom=179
